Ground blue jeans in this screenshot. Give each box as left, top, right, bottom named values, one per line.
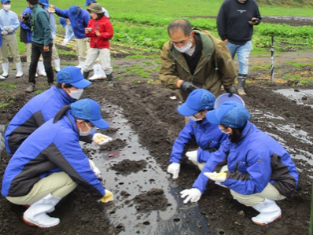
left=226, top=41, right=252, bottom=75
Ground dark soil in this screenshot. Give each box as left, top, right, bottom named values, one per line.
left=111, top=159, right=147, bottom=174
left=1, top=16, right=313, bottom=234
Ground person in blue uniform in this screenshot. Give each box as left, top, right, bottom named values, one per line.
left=167, top=89, right=228, bottom=179
left=1, top=98, right=114, bottom=228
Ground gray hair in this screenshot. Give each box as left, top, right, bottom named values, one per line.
left=167, top=19, right=192, bottom=36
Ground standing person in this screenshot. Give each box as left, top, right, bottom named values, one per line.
left=181, top=101, right=298, bottom=225
left=25, top=0, right=54, bottom=93
left=0, top=0, right=23, bottom=78
left=5, top=66, right=91, bottom=154
left=217, top=0, right=262, bottom=96
left=53, top=5, right=90, bottom=69
left=167, top=89, right=228, bottom=179
left=59, top=17, right=75, bottom=45
left=38, top=0, right=61, bottom=73
left=83, top=3, right=113, bottom=85
left=84, top=0, right=109, bottom=18
left=159, top=19, right=237, bottom=102
left=1, top=98, right=114, bottom=228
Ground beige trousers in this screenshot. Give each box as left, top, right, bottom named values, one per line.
left=0, top=34, right=21, bottom=63
left=25, top=43, right=32, bottom=63
left=7, top=172, right=77, bottom=205
left=84, top=48, right=112, bottom=74
left=214, top=165, right=286, bottom=207
left=76, top=38, right=89, bottom=61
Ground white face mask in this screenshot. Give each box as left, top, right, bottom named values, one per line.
left=174, top=41, right=192, bottom=53
left=79, top=122, right=95, bottom=136
left=68, top=88, right=84, bottom=100
left=218, top=126, right=231, bottom=134
left=3, top=4, right=11, bottom=11
left=189, top=115, right=202, bottom=122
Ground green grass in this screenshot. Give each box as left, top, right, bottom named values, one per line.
left=0, top=83, right=17, bottom=89
left=285, top=61, right=312, bottom=68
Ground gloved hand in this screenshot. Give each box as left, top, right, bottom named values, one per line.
left=93, top=133, right=112, bottom=146
left=180, top=188, right=202, bottom=203
left=89, top=159, right=102, bottom=178
left=3, top=26, right=9, bottom=31
left=52, top=33, right=56, bottom=41
left=61, top=38, right=69, bottom=46
left=180, top=81, right=198, bottom=94
left=204, top=172, right=226, bottom=182
left=225, top=87, right=236, bottom=97
left=99, top=189, right=114, bottom=203
left=186, top=150, right=198, bottom=165
left=167, top=162, right=180, bottom=179
left=1, top=31, right=8, bottom=35
left=7, top=27, right=14, bottom=33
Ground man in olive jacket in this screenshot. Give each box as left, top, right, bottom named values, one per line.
left=159, top=19, right=237, bottom=102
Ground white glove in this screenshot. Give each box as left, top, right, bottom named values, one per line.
left=180, top=188, right=202, bottom=204
left=7, top=27, right=14, bottom=33
left=186, top=150, right=198, bottom=165
left=93, top=133, right=112, bottom=146
left=1, top=31, right=8, bottom=35
left=61, top=38, right=69, bottom=46
left=89, top=160, right=102, bottom=178
left=204, top=172, right=226, bottom=183
left=167, top=162, right=180, bottom=179
left=3, top=26, right=9, bottom=31
left=52, top=33, right=56, bottom=41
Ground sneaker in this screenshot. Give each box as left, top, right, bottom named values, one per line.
left=25, top=84, right=35, bottom=93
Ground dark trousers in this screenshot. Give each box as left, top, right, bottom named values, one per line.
left=29, top=42, right=54, bottom=84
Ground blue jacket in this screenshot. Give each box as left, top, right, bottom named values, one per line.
left=1, top=111, right=105, bottom=199
left=20, top=6, right=32, bottom=43
left=54, top=7, right=90, bottom=39
left=170, top=119, right=228, bottom=163
left=193, top=121, right=299, bottom=197
left=5, top=86, right=76, bottom=154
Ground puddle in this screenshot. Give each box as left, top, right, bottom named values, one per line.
left=275, top=89, right=313, bottom=108
left=85, top=103, right=214, bottom=235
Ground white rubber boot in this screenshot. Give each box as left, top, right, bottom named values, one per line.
left=89, top=64, right=106, bottom=80
left=15, top=62, right=24, bottom=78
left=2, top=63, right=9, bottom=78
left=53, top=59, right=61, bottom=72
left=76, top=60, right=83, bottom=69
left=23, top=194, right=61, bottom=228
left=251, top=198, right=281, bottom=225
left=80, top=61, right=86, bottom=73
left=38, top=61, right=47, bottom=77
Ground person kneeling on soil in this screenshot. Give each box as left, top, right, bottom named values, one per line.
left=180, top=101, right=298, bottom=225
left=1, top=98, right=114, bottom=228
left=167, top=89, right=228, bottom=179
left=5, top=66, right=92, bottom=154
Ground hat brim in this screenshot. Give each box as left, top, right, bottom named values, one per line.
left=61, top=23, right=66, bottom=28
left=205, top=109, right=221, bottom=125
left=83, top=3, right=88, bottom=6
left=177, top=103, right=198, bottom=117
left=70, top=78, right=91, bottom=89
left=90, top=118, right=109, bottom=129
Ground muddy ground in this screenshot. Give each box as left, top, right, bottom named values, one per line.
left=1, top=18, right=313, bottom=235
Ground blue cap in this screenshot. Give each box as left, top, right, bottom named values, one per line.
left=39, top=0, right=48, bottom=7
left=69, top=5, right=79, bottom=19
left=56, top=66, right=91, bottom=89
left=59, top=17, right=66, bottom=27
left=1, top=0, right=10, bottom=3
left=206, top=101, right=250, bottom=128
left=70, top=98, right=109, bottom=129
left=177, top=89, right=215, bottom=116
left=84, top=0, right=95, bottom=7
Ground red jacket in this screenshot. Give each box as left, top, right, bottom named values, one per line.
left=85, top=16, right=113, bottom=49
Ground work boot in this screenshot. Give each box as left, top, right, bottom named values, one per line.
left=25, top=83, right=36, bottom=93
left=2, top=63, right=9, bottom=78
left=83, top=70, right=91, bottom=80
left=237, top=74, right=247, bottom=96
left=38, top=61, right=47, bottom=77
left=251, top=198, right=281, bottom=225
left=23, top=194, right=61, bottom=228
left=53, top=59, right=61, bottom=73
left=89, top=64, right=106, bottom=80
left=107, top=73, right=113, bottom=86
left=15, top=62, right=24, bottom=78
